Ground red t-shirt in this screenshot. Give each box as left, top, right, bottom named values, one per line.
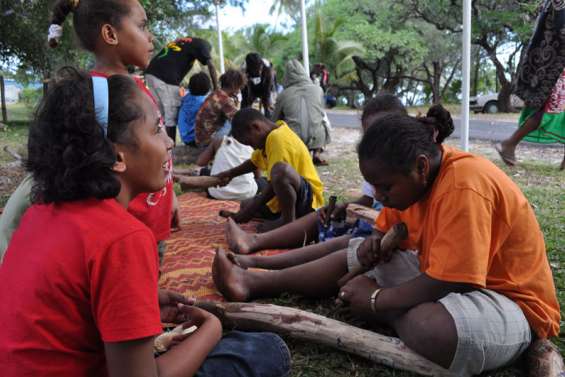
left=0, top=199, right=162, bottom=376
left=91, top=71, right=173, bottom=241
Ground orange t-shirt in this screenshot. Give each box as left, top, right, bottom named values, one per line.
left=375, top=146, right=560, bottom=338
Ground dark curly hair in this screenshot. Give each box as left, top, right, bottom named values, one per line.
left=231, top=108, right=267, bottom=140
left=358, top=104, right=454, bottom=174
left=361, top=93, right=407, bottom=128
left=220, top=69, right=247, bottom=92
left=26, top=67, right=144, bottom=203
left=188, top=72, right=211, bottom=96
left=245, top=53, right=264, bottom=76
left=49, top=0, right=132, bottom=51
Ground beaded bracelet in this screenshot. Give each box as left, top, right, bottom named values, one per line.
left=369, top=288, right=382, bottom=313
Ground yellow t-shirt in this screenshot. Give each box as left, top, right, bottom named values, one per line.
left=250, top=121, right=324, bottom=213
left=375, top=146, right=560, bottom=339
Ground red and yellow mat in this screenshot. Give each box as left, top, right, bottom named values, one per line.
left=159, top=192, right=282, bottom=301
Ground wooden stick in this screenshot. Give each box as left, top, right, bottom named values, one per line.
left=195, top=301, right=450, bottom=376
left=325, top=195, right=337, bottom=227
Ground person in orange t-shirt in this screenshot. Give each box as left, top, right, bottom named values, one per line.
left=212, top=105, right=560, bottom=376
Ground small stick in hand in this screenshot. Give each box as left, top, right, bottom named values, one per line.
left=325, top=195, right=337, bottom=228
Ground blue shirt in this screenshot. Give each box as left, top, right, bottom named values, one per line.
left=178, top=92, right=207, bottom=144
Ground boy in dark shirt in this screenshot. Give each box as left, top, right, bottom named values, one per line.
left=145, top=37, right=218, bottom=143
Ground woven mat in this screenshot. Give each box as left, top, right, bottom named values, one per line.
left=158, top=192, right=283, bottom=301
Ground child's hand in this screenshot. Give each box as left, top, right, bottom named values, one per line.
left=158, top=289, right=191, bottom=323
left=356, top=234, right=389, bottom=268
left=177, top=305, right=220, bottom=328
left=337, top=275, right=379, bottom=316
left=215, top=174, right=231, bottom=187
left=318, top=203, right=347, bottom=224
left=215, top=171, right=232, bottom=184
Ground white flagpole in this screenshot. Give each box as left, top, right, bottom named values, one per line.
left=215, top=1, right=225, bottom=73
left=300, top=0, right=310, bottom=73
left=460, top=0, right=472, bottom=151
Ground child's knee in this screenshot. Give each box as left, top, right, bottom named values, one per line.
left=270, top=162, right=294, bottom=185
left=396, top=302, right=457, bottom=361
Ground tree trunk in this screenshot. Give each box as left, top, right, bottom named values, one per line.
left=479, top=41, right=515, bottom=113
left=497, top=82, right=514, bottom=113
left=195, top=301, right=450, bottom=376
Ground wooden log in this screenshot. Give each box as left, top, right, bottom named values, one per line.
left=4, top=146, right=22, bottom=161
left=346, top=203, right=380, bottom=224
left=195, top=301, right=450, bottom=376
left=527, top=338, right=565, bottom=377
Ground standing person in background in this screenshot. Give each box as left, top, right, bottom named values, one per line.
left=178, top=72, right=211, bottom=146
left=241, top=53, right=276, bottom=118
left=496, top=0, right=565, bottom=169
left=274, top=59, right=331, bottom=166
left=310, top=63, right=329, bottom=92
left=145, top=37, right=218, bottom=144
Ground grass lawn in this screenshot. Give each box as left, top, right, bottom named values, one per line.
left=0, top=102, right=563, bottom=375
left=0, top=103, right=32, bottom=163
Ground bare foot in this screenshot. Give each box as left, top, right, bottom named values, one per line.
left=227, top=251, right=254, bottom=269
left=225, top=218, right=256, bottom=254
left=212, top=249, right=251, bottom=302
left=495, top=142, right=517, bottom=166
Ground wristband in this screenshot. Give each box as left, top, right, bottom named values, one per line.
left=369, top=288, right=382, bottom=313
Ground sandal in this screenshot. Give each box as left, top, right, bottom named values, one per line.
left=494, top=143, right=517, bottom=167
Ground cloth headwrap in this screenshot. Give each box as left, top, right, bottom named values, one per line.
left=92, top=77, right=109, bottom=137
left=47, top=24, right=63, bottom=44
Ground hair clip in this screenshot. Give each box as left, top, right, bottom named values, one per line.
left=92, top=77, right=109, bottom=137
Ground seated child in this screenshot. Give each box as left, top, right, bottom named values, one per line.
left=223, top=93, right=408, bottom=261
left=213, top=105, right=560, bottom=376
left=193, top=134, right=259, bottom=200
left=178, top=72, right=211, bottom=146
left=195, top=69, right=246, bottom=147
left=0, top=69, right=291, bottom=377
left=216, top=108, right=325, bottom=231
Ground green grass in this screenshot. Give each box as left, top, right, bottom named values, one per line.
left=0, top=103, right=32, bottom=163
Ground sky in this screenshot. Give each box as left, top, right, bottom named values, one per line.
left=217, top=0, right=294, bottom=32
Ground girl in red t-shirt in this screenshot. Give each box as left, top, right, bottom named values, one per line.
left=0, top=68, right=290, bottom=377
left=48, top=0, right=178, bottom=250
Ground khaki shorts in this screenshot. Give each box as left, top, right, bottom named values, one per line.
left=347, top=237, right=532, bottom=376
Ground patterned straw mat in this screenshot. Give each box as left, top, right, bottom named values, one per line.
left=159, top=192, right=284, bottom=301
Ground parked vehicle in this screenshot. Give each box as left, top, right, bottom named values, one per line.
left=469, top=93, right=524, bottom=113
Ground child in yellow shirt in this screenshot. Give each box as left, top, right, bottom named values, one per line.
left=217, top=108, right=324, bottom=231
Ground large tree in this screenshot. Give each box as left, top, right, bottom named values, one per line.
left=403, top=0, right=539, bottom=111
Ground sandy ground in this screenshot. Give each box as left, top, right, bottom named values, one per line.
left=326, top=127, right=564, bottom=167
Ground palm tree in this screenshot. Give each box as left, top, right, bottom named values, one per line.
left=311, top=12, right=364, bottom=83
